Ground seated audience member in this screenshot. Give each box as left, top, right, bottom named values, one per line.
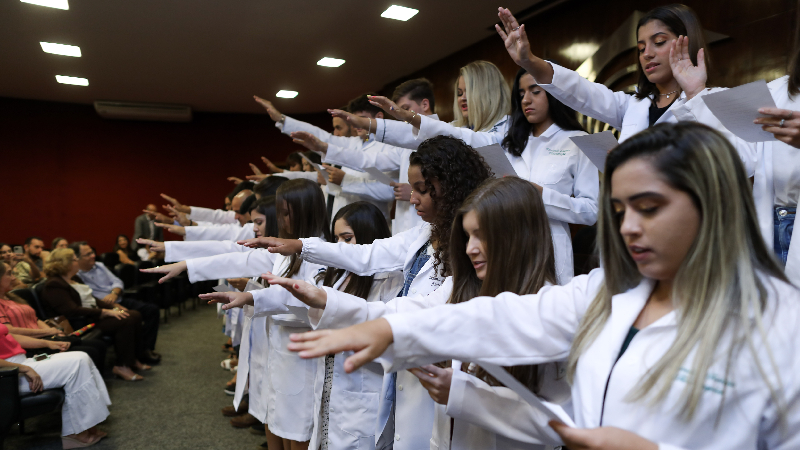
left=7, top=240, right=44, bottom=286
left=24, top=237, right=45, bottom=270
left=69, top=242, right=161, bottom=364
left=132, top=204, right=163, bottom=250
left=0, top=323, right=111, bottom=448
left=42, top=248, right=151, bottom=381
left=114, top=234, right=140, bottom=265
left=0, top=243, right=25, bottom=290
left=0, top=262, right=108, bottom=372
left=52, top=237, right=69, bottom=250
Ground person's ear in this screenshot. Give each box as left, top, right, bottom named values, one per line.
left=421, top=99, right=431, bottom=114
left=375, top=112, right=384, bottom=119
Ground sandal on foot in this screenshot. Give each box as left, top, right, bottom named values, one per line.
left=112, top=368, right=144, bottom=381
left=62, top=435, right=101, bottom=449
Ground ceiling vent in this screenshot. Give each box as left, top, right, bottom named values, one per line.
left=94, top=101, right=192, bottom=122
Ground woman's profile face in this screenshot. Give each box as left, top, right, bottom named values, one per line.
left=55, top=239, right=68, bottom=249
left=251, top=211, right=267, bottom=238
left=117, top=236, right=129, bottom=249
left=333, top=218, right=356, bottom=245
left=0, top=245, right=12, bottom=263
left=461, top=210, right=487, bottom=280
left=456, top=76, right=468, bottom=119
left=637, top=19, right=679, bottom=86
left=0, top=263, right=15, bottom=293
left=408, top=165, right=439, bottom=224
left=610, top=157, right=699, bottom=283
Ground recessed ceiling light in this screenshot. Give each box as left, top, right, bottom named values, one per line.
left=40, top=42, right=81, bottom=57
left=20, top=0, right=69, bottom=10
left=276, top=90, right=298, bottom=99
left=56, top=75, right=88, bottom=86
left=381, top=5, right=418, bottom=21
left=317, top=57, right=345, bottom=68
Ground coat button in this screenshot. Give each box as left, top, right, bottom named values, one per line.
left=411, top=288, right=416, bottom=294
left=398, top=385, right=403, bottom=391
left=395, top=434, right=400, bottom=441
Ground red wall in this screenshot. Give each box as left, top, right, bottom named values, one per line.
left=0, top=97, right=331, bottom=253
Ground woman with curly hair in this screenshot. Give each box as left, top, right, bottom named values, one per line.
left=237, top=135, right=493, bottom=450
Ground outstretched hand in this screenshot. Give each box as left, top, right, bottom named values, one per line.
left=496, top=7, right=534, bottom=69
left=262, top=156, right=283, bottom=173
left=236, top=237, right=303, bottom=255
left=290, top=131, right=329, bottom=154
left=254, top=95, right=283, bottom=122
left=144, top=209, right=173, bottom=224
left=261, top=272, right=327, bottom=309
left=755, top=107, right=800, bottom=148
left=160, top=194, right=190, bottom=214
left=328, top=109, right=371, bottom=130
left=199, top=291, right=255, bottom=310
left=136, top=239, right=165, bottom=253
left=669, top=35, right=706, bottom=100
left=365, top=96, right=413, bottom=122
left=228, top=176, right=244, bottom=184
left=287, top=318, right=394, bottom=373
left=139, top=261, right=187, bottom=283
left=156, top=223, right=186, bottom=236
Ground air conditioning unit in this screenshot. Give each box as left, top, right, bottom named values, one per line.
left=94, top=101, right=192, bottom=122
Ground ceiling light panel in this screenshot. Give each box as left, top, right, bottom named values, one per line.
left=40, top=42, right=81, bottom=57
left=317, top=57, right=345, bottom=68
left=381, top=5, right=418, bottom=21
left=276, top=90, right=298, bottom=99
left=20, top=0, right=69, bottom=10
left=56, top=75, right=88, bottom=86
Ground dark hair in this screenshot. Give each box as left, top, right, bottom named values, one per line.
left=448, top=177, right=556, bottom=392
left=51, top=237, right=67, bottom=249
left=276, top=179, right=331, bottom=277
left=346, top=93, right=383, bottom=117
left=286, top=152, right=304, bottom=169
left=634, top=4, right=710, bottom=100
left=502, top=68, right=585, bottom=157
left=229, top=180, right=256, bottom=200
left=113, top=234, right=139, bottom=260
left=254, top=176, right=289, bottom=198
left=24, top=237, right=43, bottom=246
left=250, top=196, right=279, bottom=238
left=316, top=202, right=392, bottom=300
left=239, top=194, right=256, bottom=215
left=392, top=78, right=435, bottom=111
left=409, top=136, right=493, bottom=276
left=69, top=241, right=88, bottom=257
left=302, top=151, right=321, bottom=165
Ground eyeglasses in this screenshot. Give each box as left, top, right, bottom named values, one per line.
left=80, top=251, right=95, bottom=258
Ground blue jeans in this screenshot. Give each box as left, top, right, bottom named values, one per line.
left=774, top=206, right=796, bottom=266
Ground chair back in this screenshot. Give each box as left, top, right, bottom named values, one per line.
left=9, top=287, right=47, bottom=321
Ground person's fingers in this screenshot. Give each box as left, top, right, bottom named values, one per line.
left=696, top=47, right=706, bottom=72
left=343, top=347, right=378, bottom=373
left=289, top=329, right=330, bottom=343
left=419, top=364, right=445, bottom=376
left=757, top=107, right=796, bottom=119
left=504, top=7, right=521, bottom=30
left=518, top=24, right=530, bottom=49
left=249, top=163, right=263, bottom=175
left=409, top=367, right=437, bottom=384
left=495, top=23, right=509, bottom=41
left=762, top=125, right=799, bottom=136
left=137, top=238, right=153, bottom=246
left=548, top=421, right=583, bottom=446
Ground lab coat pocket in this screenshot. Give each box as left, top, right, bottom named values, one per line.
left=335, top=390, right=380, bottom=439
left=535, top=154, right=568, bottom=185
left=270, top=326, right=313, bottom=396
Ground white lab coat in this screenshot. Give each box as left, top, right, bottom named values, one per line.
left=324, top=167, right=393, bottom=221
left=403, top=116, right=599, bottom=284
left=188, top=206, right=237, bottom=225
left=382, top=269, right=800, bottom=450
left=538, top=61, right=724, bottom=143
left=183, top=246, right=325, bottom=441
left=162, top=240, right=271, bottom=421
left=184, top=222, right=253, bottom=242
left=298, top=223, right=446, bottom=450
left=375, top=116, right=511, bottom=149
left=677, top=76, right=799, bottom=284
left=249, top=264, right=403, bottom=449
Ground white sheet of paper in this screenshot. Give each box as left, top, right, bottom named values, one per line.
left=301, top=153, right=329, bottom=178
left=481, top=362, right=576, bottom=429
left=569, top=131, right=618, bottom=173
left=244, top=280, right=264, bottom=292
left=702, top=80, right=777, bottom=143
left=364, top=167, right=395, bottom=185
left=213, top=284, right=236, bottom=293
left=284, top=305, right=311, bottom=326
left=475, top=144, right=518, bottom=178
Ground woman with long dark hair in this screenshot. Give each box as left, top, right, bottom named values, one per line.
left=367, top=67, right=598, bottom=284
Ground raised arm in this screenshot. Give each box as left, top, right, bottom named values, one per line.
left=184, top=223, right=254, bottom=242
left=164, top=239, right=252, bottom=262
left=187, top=206, right=237, bottom=225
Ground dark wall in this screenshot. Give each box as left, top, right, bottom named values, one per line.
left=379, top=0, right=797, bottom=123
left=0, top=97, right=330, bottom=253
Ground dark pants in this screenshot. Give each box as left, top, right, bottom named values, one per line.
left=119, top=297, right=160, bottom=351
left=94, top=310, right=143, bottom=367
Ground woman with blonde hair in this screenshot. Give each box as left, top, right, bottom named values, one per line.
left=42, top=248, right=149, bottom=382
left=288, top=123, right=800, bottom=449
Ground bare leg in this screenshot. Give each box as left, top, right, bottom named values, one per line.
left=291, top=441, right=310, bottom=450
left=265, top=425, right=284, bottom=450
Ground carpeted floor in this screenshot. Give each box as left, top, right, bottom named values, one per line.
left=5, top=302, right=265, bottom=450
